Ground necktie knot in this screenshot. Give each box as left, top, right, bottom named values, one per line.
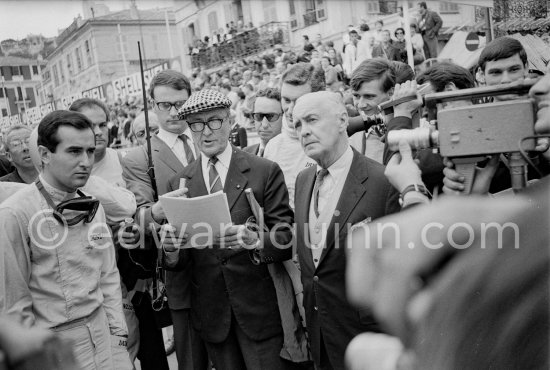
left=209, top=156, right=219, bottom=165
left=316, top=168, right=329, bottom=181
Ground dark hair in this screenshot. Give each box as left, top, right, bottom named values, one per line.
left=149, top=69, right=191, bottom=100
left=236, top=90, right=245, bottom=100
left=281, top=62, right=326, bottom=92
left=418, top=2, right=427, bottom=9
left=350, top=58, right=396, bottom=93
left=375, top=20, right=384, bottom=26
left=38, top=110, right=94, bottom=153
left=417, top=62, right=475, bottom=92
left=478, top=37, right=528, bottom=72
left=410, top=23, right=419, bottom=31
left=394, top=27, right=405, bottom=37
left=360, top=24, right=370, bottom=32
left=349, top=30, right=359, bottom=36
left=255, top=87, right=281, bottom=102
left=69, top=98, right=109, bottom=120
left=220, top=82, right=232, bottom=91
left=303, top=35, right=310, bottom=41
left=391, top=61, right=415, bottom=84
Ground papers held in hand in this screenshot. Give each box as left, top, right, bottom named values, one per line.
left=159, top=191, right=232, bottom=248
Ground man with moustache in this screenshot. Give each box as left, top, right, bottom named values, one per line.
left=244, top=88, right=283, bottom=157
left=0, top=125, right=38, bottom=183
left=0, top=110, right=131, bottom=370
left=292, top=91, right=399, bottom=370
left=122, top=70, right=208, bottom=370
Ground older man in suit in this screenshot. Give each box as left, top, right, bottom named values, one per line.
left=417, top=1, right=442, bottom=59
left=121, top=70, right=208, bottom=370
left=293, top=91, right=400, bottom=370
left=164, top=89, right=295, bottom=370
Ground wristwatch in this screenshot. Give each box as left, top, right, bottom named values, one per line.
left=399, top=184, right=431, bottom=206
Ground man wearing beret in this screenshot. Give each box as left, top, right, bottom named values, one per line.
left=164, top=89, right=295, bottom=370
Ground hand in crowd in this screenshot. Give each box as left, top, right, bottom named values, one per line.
left=384, top=141, right=423, bottom=193
left=151, top=187, right=188, bottom=223
left=345, top=193, right=531, bottom=345
left=392, top=80, right=423, bottom=119
left=442, top=155, right=500, bottom=195
left=160, top=224, right=189, bottom=252
left=118, top=222, right=141, bottom=248
left=215, top=223, right=259, bottom=250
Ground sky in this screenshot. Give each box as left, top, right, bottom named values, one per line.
left=0, top=0, right=174, bottom=41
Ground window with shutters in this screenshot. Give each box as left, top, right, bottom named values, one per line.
left=289, top=0, right=298, bottom=29
left=52, top=65, right=59, bottom=86
left=208, top=11, right=219, bottom=34
left=58, top=61, right=65, bottom=83
left=66, top=54, right=72, bottom=76
left=367, top=1, right=380, bottom=14
left=11, top=66, right=21, bottom=76
left=32, top=65, right=38, bottom=75
left=440, top=2, right=459, bottom=14
left=75, top=47, right=83, bottom=71
left=85, top=40, right=93, bottom=65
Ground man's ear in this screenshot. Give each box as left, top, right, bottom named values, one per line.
left=387, top=87, right=394, bottom=98
left=5, top=151, right=13, bottom=162
left=338, top=110, right=349, bottom=132
left=38, top=145, right=51, bottom=166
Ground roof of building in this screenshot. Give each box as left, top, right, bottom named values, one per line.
left=90, top=7, right=175, bottom=23
left=0, top=55, right=46, bottom=66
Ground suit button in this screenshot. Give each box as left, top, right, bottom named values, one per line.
left=221, top=258, right=227, bottom=265
left=313, top=276, right=319, bottom=282
left=314, top=306, right=318, bottom=311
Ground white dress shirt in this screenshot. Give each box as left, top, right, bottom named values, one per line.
left=315, top=146, right=354, bottom=216
left=156, top=127, right=197, bottom=166
left=200, top=143, right=233, bottom=193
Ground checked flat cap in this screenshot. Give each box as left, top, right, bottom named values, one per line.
left=178, top=89, right=232, bottom=119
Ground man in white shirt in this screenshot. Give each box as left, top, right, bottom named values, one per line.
left=293, top=91, right=399, bottom=370
left=122, top=70, right=207, bottom=370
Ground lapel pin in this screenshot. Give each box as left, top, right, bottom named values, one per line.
left=236, top=184, right=241, bottom=189
left=334, top=210, right=340, bottom=216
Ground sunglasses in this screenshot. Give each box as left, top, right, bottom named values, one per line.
left=135, top=127, right=159, bottom=138
left=252, top=113, right=282, bottom=122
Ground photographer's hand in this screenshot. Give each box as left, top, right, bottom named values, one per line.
left=442, top=156, right=499, bottom=195
left=385, top=141, right=423, bottom=192
left=393, top=81, right=423, bottom=119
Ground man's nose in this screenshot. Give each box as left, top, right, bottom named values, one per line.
left=500, top=71, right=512, bottom=84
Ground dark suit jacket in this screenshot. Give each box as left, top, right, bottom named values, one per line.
left=294, top=149, right=400, bottom=369
left=243, top=143, right=260, bottom=156
left=422, top=10, right=443, bottom=38
left=121, top=134, right=191, bottom=310
left=167, top=147, right=294, bottom=343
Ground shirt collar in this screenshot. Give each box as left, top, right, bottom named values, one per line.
left=157, top=127, right=194, bottom=147
left=201, top=142, right=233, bottom=170
left=38, top=174, right=76, bottom=204
left=316, top=145, right=354, bottom=179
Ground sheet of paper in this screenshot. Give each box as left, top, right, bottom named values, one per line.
left=159, top=191, right=232, bottom=248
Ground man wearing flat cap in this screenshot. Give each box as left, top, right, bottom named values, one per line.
left=163, top=89, right=296, bottom=370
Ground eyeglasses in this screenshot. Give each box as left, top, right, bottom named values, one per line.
left=396, top=32, right=404, bottom=35
left=135, top=127, right=159, bottom=139
left=188, top=117, right=226, bottom=132
left=9, top=138, right=30, bottom=149
left=155, top=101, right=186, bottom=112
left=252, top=113, right=282, bottom=122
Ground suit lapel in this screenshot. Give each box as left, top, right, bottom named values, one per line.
left=184, top=157, right=208, bottom=197
left=152, top=135, right=185, bottom=174
left=296, top=166, right=317, bottom=268
left=317, top=150, right=369, bottom=268
left=224, top=148, right=249, bottom=211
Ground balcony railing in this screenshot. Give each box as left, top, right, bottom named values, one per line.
left=190, top=22, right=290, bottom=70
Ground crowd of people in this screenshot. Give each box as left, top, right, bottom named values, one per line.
left=0, top=2, right=549, bottom=370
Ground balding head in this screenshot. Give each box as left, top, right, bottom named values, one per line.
left=293, top=91, right=349, bottom=168
left=132, top=111, right=160, bottom=146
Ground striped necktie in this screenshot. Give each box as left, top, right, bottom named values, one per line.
left=313, top=168, right=329, bottom=218
left=178, top=134, right=195, bottom=164
left=208, top=156, right=223, bottom=193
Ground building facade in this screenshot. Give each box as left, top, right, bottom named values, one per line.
left=0, top=56, right=46, bottom=120
left=40, top=6, right=180, bottom=108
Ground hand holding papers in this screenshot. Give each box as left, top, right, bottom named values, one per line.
left=159, top=191, right=232, bottom=248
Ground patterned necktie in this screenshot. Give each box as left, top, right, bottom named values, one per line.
left=178, top=134, right=195, bottom=164
left=208, top=156, right=223, bottom=193
left=313, top=168, right=329, bottom=218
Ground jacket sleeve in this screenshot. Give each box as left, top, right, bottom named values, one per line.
left=382, top=116, right=414, bottom=165
left=255, top=161, right=294, bottom=263
left=0, top=207, right=35, bottom=327
left=432, top=12, right=443, bottom=34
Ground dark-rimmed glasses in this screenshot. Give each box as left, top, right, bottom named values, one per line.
left=252, top=113, right=282, bottom=122
left=188, top=117, right=226, bottom=132
left=155, top=101, right=186, bottom=111
left=135, top=127, right=159, bottom=139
